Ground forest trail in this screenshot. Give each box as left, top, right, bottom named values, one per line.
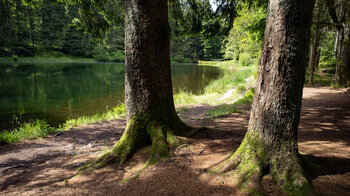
left=0, top=87, right=350, bottom=196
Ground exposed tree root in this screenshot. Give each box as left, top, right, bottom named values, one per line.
left=215, top=132, right=315, bottom=195
left=79, top=114, right=190, bottom=173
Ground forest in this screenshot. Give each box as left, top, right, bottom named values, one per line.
left=0, top=0, right=225, bottom=62
left=0, top=0, right=350, bottom=195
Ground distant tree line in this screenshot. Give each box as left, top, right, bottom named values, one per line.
left=0, top=0, right=225, bottom=62
left=0, top=0, right=124, bottom=61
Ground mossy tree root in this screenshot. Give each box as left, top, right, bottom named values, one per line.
left=88, top=114, right=186, bottom=169
left=218, top=132, right=314, bottom=195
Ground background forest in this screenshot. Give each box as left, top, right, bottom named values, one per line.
left=0, top=0, right=350, bottom=195
left=0, top=0, right=227, bottom=62
left=1, top=0, right=347, bottom=83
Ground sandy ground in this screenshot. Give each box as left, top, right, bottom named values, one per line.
left=0, top=87, right=349, bottom=196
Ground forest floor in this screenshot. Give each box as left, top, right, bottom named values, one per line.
left=0, top=87, right=350, bottom=196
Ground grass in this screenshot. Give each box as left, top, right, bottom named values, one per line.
left=0, top=52, right=96, bottom=63
left=174, top=60, right=257, bottom=106
left=0, top=59, right=258, bottom=145
left=305, top=72, right=334, bottom=87
left=61, top=104, right=126, bottom=130
left=206, top=88, right=255, bottom=118
left=0, top=120, right=54, bottom=145
left=0, top=104, right=126, bottom=145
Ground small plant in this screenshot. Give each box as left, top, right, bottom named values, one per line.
left=236, top=85, right=246, bottom=94
left=234, top=88, right=255, bottom=106
left=0, top=120, right=54, bottom=145
left=12, top=54, right=18, bottom=62
left=206, top=104, right=241, bottom=118
left=0, top=104, right=127, bottom=145
left=206, top=88, right=255, bottom=118
left=239, top=53, right=252, bottom=66
left=62, top=103, right=126, bottom=130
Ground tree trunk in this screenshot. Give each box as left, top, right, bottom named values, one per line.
left=309, top=1, right=322, bottom=86
left=29, top=7, right=35, bottom=48
left=221, top=0, right=315, bottom=194
left=91, top=0, right=190, bottom=168
left=335, top=2, right=348, bottom=85
left=337, top=26, right=350, bottom=86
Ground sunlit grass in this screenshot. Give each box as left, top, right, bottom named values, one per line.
left=0, top=60, right=258, bottom=145
left=61, top=104, right=126, bottom=130
left=304, top=72, right=334, bottom=87
left=206, top=88, right=255, bottom=118
left=174, top=60, right=257, bottom=106
left=0, top=104, right=126, bottom=145
left=0, top=120, right=54, bottom=145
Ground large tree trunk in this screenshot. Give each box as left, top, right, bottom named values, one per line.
left=92, top=0, right=190, bottom=168
left=221, top=0, right=315, bottom=194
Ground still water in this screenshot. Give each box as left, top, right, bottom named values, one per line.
left=0, top=62, right=221, bottom=130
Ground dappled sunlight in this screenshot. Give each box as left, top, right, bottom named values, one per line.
left=0, top=119, right=126, bottom=194
left=299, top=140, right=350, bottom=158
left=1, top=87, right=350, bottom=195
left=299, top=87, right=350, bottom=148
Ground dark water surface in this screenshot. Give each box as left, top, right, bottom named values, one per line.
left=0, top=62, right=221, bottom=130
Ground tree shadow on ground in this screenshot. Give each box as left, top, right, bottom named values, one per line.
left=1, top=87, right=349, bottom=195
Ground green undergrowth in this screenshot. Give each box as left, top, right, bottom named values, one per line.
left=62, top=104, right=126, bottom=130
left=1, top=60, right=257, bottom=145
left=305, top=72, right=334, bottom=87
left=206, top=88, right=255, bottom=118
left=0, top=53, right=96, bottom=63
left=174, top=60, right=257, bottom=106
left=0, top=120, right=55, bottom=145
left=0, top=104, right=126, bottom=145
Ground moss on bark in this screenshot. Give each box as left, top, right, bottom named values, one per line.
left=80, top=113, right=188, bottom=172
left=216, top=131, right=314, bottom=195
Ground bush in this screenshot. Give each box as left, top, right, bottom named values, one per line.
left=93, top=45, right=110, bottom=62
left=239, top=53, right=252, bottom=66
left=12, top=44, right=36, bottom=57
left=93, top=45, right=125, bottom=62
left=109, top=50, right=125, bottom=62
left=236, top=85, right=246, bottom=94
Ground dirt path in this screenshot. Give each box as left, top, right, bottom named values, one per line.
left=0, top=87, right=349, bottom=196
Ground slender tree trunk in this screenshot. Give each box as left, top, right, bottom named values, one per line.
left=335, top=2, right=347, bottom=85
left=221, top=0, right=315, bottom=194
left=315, top=48, right=321, bottom=69
left=91, top=0, right=190, bottom=168
left=309, top=1, right=322, bottom=86
left=337, top=25, right=350, bottom=86
left=335, top=31, right=344, bottom=84
left=29, top=7, right=35, bottom=48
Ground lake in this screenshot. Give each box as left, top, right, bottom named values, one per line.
left=0, top=62, right=221, bottom=130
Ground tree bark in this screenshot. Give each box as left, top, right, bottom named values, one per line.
left=222, top=0, right=315, bottom=194
left=309, top=1, right=322, bottom=86
left=335, top=3, right=346, bottom=84
left=337, top=25, right=350, bottom=86
left=91, top=0, right=190, bottom=168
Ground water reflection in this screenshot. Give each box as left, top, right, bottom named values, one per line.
left=0, top=62, right=221, bottom=130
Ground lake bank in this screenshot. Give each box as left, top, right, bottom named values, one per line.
left=0, top=61, right=225, bottom=137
